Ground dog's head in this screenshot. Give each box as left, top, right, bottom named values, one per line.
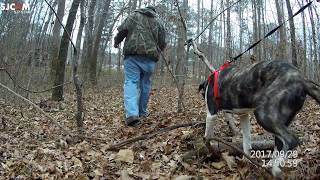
left=198, top=80, right=208, bottom=99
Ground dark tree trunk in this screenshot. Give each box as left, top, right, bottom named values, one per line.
left=50, top=0, right=66, bottom=82
left=285, top=0, right=298, bottom=67
left=89, top=0, right=112, bottom=85
left=275, top=0, right=287, bottom=60
left=83, top=0, right=97, bottom=81
left=51, top=0, right=81, bottom=101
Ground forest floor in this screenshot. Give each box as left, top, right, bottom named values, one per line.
left=0, top=85, right=319, bottom=179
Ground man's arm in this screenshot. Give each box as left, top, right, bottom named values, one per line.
left=114, top=15, right=135, bottom=48
left=158, top=22, right=167, bottom=51
left=114, top=29, right=128, bottom=48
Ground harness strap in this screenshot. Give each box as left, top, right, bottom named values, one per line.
left=208, top=62, right=231, bottom=109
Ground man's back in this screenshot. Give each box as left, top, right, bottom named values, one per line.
left=114, top=7, right=166, bottom=62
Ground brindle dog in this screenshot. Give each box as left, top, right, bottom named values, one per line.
left=199, top=60, right=320, bottom=177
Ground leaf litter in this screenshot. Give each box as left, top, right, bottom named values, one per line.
left=0, top=86, right=319, bottom=179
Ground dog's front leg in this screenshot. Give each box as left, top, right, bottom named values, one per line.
left=205, top=113, right=217, bottom=139
left=239, top=113, right=252, bottom=155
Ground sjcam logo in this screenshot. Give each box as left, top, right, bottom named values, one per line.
left=0, top=3, right=30, bottom=11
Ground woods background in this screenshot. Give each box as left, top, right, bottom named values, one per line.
left=0, top=0, right=319, bottom=179
left=0, top=0, right=319, bottom=102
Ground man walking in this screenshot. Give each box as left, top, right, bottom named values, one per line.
left=114, top=6, right=166, bottom=126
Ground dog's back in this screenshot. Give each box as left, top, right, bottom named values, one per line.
left=217, top=60, right=306, bottom=110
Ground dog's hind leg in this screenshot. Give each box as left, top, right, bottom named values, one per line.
left=225, top=112, right=240, bottom=136
left=270, top=127, right=299, bottom=177
left=254, top=105, right=300, bottom=178
left=239, top=113, right=252, bottom=155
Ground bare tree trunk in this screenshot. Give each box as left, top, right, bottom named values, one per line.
left=208, top=0, right=214, bottom=65
left=285, top=0, right=298, bottom=67
left=218, top=0, right=223, bottom=64
left=314, top=7, right=320, bottom=66
left=196, top=0, right=202, bottom=81
left=41, top=0, right=57, bottom=42
left=73, top=0, right=85, bottom=134
left=225, top=0, right=232, bottom=59
left=298, top=0, right=308, bottom=75
left=89, top=0, right=112, bottom=85
left=83, top=0, right=97, bottom=81
left=176, top=0, right=188, bottom=112
left=237, top=1, right=243, bottom=62
left=307, top=1, right=318, bottom=65
left=252, top=0, right=258, bottom=59
left=51, top=0, right=81, bottom=101
left=275, top=0, right=287, bottom=60
left=50, top=0, right=65, bottom=82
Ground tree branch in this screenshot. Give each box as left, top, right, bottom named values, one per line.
left=206, top=136, right=272, bottom=175
left=0, top=82, right=72, bottom=136
left=106, top=122, right=205, bottom=151
left=0, top=68, right=72, bottom=93
left=190, top=39, right=215, bottom=72
left=44, top=0, right=77, bottom=52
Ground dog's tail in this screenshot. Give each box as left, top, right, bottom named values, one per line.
left=305, top=80, right=320, bottom=104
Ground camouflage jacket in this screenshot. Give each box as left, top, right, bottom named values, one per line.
left=114, top=7, right=166, bottom=62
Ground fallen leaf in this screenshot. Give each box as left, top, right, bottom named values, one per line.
left=120, top=169, right=132, bottom=180
left=116, top=149, right=134, bottom=164
left=71, top=157, right=82, bottom=168
left=94, top=169, right=103, bottom=177
left=222, top=152, right=237, bottom=171
left=174, top=175, right=193, bottom=180
left=211, top=161, right=226, bottom=169
left=140, top=160, right=152, bottom=172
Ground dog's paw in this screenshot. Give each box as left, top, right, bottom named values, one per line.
left=272, top=166, right=283, bottom=179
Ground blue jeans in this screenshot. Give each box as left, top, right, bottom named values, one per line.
left=123, top=56, right=156, bottom=118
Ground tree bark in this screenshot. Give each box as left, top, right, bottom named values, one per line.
left=298, top=0, right=308, bottom=75
left=51, top=0, right=81, bottom=101
left=89, top=0, right=112, bottom=85
left=50, top=0, right=66, bottom=82
left=237, top=1, right=243, bottom=62
left=307, top=1, right=318, bottom=66
left=208, top=0, right=214, bottom=66
left=225, top=0, right=232, bottom=59
left=252, top=0, right=258, bottom=59
left=274, top=0, right=287, bottom=60
left=176, top=0, right=188, bottom=112
left=83, top=0, right=97, bottom=81
left=285, top=0, right=298, bottom=67
left=73, top=0, right=85, bottom=134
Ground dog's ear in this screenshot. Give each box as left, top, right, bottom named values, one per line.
left=198, top=80, right=208, bottom=99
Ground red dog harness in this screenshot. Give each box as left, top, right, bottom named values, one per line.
left=208, top=62, right=231, bottom=109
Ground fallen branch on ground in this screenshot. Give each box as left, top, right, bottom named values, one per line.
left=106, top=122, right=205, bottom=151
left=182, top=137, right=273, bottom=160
left=210, top=138, right=274, bottom=155
left=206, top=136, right=272, bottom=175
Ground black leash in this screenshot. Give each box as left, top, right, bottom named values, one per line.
left=230, top=0, right=314, bottom=62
